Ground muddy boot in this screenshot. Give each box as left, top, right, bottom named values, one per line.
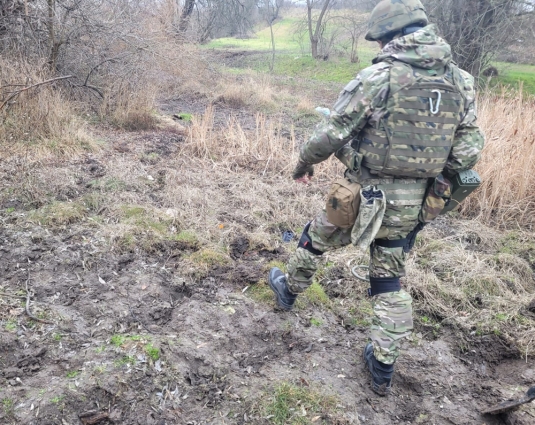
left=268, top=267, right=297, bottom=311
left=363, top=343, right=394, bottom=396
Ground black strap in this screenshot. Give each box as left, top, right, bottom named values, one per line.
left=368, top=277, right=401, bottom=297
left=298, top=222, right=324, bottom=256
left=374, top=238, right=407, bottom=248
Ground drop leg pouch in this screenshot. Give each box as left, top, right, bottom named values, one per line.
left=326, top=178, right=362, bottom=229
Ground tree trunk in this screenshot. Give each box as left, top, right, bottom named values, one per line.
left=307, top=0, right=331, bottom=59
left=47, top=0, right=57, bottom=70
left=178, top=0, right=195, bottom=33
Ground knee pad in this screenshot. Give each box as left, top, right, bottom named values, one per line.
left=297, top=222, right=324, bottom=256
left=368, top=276, right=401, bottom=297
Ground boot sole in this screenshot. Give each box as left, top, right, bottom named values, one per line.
left=268, top=273, right=293, bottom=311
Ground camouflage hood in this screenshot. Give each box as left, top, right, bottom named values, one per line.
left=373, top=24, right=451, bottom=70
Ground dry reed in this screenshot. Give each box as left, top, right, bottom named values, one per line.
left=182, top=105, right=344, bottom=178
left=464, top=89, right=535, bottom=227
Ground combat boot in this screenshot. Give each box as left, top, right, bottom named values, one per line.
left=363, top=343, right=394, bottom=396
left=268, top=267, right=297, bottom=311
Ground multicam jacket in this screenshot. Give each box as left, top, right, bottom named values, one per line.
left=300, top=24, right=485, bottom=179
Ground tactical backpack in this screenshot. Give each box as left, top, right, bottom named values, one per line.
left=354, top=61, right=466, bottom=178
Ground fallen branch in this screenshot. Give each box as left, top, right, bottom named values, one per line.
left=0, top=75, right=74, bottom=111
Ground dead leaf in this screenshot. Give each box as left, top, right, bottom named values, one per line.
left=312, top=416, right=321, bottom=422
left=98, top=276, right=106, bottom=285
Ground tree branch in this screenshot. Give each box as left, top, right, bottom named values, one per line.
left=0, top=75, right=74, bottom=111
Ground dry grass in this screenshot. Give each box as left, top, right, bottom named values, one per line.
left=406, top=221, right=535, bottom=359
left=181, top=105, right=343, bottom=178
left=464, top=90, right=535, bottom=227
left=0, top=59, right=97, bottom=158
left=99, top=78, right=158, bottom=131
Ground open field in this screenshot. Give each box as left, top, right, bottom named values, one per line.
left=1, top=7, right=535, bottom=424
left=207, top=12, right=535, bottom=92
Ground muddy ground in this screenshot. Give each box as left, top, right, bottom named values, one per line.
left=1, top=69, right=535, bottom=425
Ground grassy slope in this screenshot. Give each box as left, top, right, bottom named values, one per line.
left=207, top=13, right=535, bottom=93
left=207, top=15, right=377, bottom=84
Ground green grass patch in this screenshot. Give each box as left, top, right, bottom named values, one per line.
left=172, top=230, right=199, bottom=245
left=188, top=248, right=230, bottom=267
left=29, top=201, right=86, bottom=226
left=2, top=398, right=14, bottom=415
left=310, top=317, right=322, bottom=327
left=207, top=18, right=302, bottom=52
left=263, top=382, right=339, bottom=425
left=114, top=355, right=136, bottom=367
left=176, top=112, right=193, bottom=122
left=122, top=206, right=146, bottom=219
left=264, top=260, right=287, bottom=273
left=494, top=62, right=535, bottom=95
left=110, top=334, right=146, bottom=348
left=4, top=319, right=16, bottom=332
left=110, top=334, right=126, bottom=347
left=50, top=395, right=65, bottom=404
left=302, top=282, right=331, bottom=308
left=145, top=344, right=160, bottom=361
left=248, top=281, right=275, bottom=304
left=239, top=53, right=372, bottom=84
left=66, top=370, right=79, bottom=379
left=347, top=300, right=373, bottom=327
left=118, top=205, right=172, bottom=235
left=495, top=313, right=508, bottom=322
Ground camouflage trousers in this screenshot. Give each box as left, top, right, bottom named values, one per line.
left=287, top=208, right=415, bottom=365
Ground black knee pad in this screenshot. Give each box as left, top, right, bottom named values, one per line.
left=297, top=222, right=324, bottom=256
left=368, top=276, right=401, bottom=297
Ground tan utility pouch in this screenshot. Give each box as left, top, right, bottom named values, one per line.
left=326, top=178, right=362, bottom=229
left=419, top=174, right=452, bottom=223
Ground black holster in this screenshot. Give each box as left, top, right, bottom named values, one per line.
left=298, top=222, right=324, bottom=256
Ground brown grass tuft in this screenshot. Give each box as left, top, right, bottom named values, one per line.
left=0, top=59, right=97, bottom=158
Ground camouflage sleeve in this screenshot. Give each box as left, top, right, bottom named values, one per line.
left=444, top=70, right=485, bottom=176
left=299, top=63, right=391, bottom=165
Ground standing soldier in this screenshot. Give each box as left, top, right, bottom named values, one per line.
left=268, top=0, right=485, bottom=396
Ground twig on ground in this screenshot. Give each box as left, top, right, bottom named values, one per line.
left=25, top=277, right=54, bottom=324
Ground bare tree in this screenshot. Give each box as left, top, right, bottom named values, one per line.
left=334, top=11, right=367, bottom=63
left=423, top=0, right=535, bottom=75
left=259, top=0, right=284, bottom=71
left=306, top=0, right=334, bottom=59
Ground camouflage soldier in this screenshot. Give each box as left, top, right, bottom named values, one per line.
left=268, top=0, right=485, bottom=396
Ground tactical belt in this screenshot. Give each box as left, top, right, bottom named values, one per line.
left=298, top=222, right=324, bottom=256
left=368, top=276, right=401, bottom=297
left=374, top=238, right=407, bottom=248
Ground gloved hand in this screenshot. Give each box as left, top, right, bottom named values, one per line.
left=292, top=160, right=314, bottom=183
